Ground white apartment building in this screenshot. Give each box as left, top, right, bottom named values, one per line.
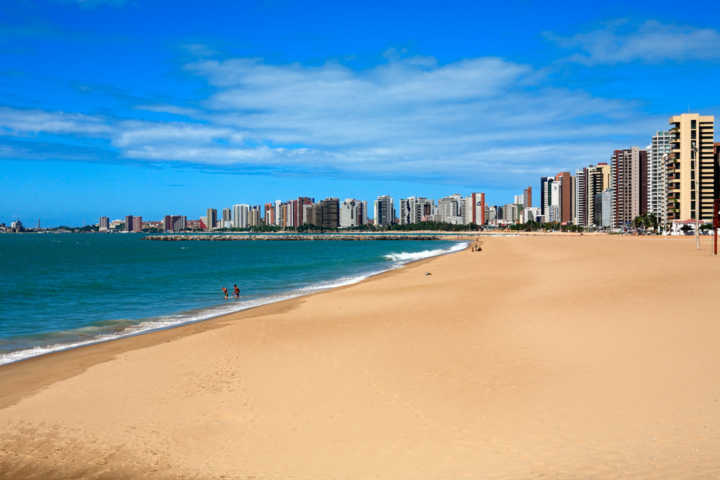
left=549, top=181, right=562, bottom=223
left=436, top=194, right=464, bottom=224
left=647, top=131, right=671, bottom=225
left=339, top=199, right=367, bottom=228
left=232, top=204, right=249, bottom=229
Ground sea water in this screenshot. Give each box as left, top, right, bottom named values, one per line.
left=0, top=234, right=465, bottom=365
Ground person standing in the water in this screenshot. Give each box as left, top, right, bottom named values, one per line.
left=222, top=287, right=229, bottom=300
left=233, top=284, right=240, bottom=299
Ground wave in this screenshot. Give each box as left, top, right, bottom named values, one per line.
left=0, top=241, right=467, bottom=366
left=383, top=241, right=468, bottom=263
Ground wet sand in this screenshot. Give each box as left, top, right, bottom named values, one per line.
left=2, top=235, right=720, bottom=479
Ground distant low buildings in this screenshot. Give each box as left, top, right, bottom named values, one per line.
left=124, top=215, right=143, bottom=233
left=163, top=215, right=187, bottom=232
left=10, top=220, right=24, bottom=232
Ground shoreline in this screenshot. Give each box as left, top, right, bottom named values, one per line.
left=0, top=242, right=464, bottom=408
left=3, top=234, right=720, bottom=479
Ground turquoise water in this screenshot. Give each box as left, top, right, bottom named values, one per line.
left=0, top=234, right=465, bottom=364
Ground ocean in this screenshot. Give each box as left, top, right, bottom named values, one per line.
left=0, top=234, right=466, bottom=365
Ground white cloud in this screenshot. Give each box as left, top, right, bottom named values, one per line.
left=0, top=107, right=111, bottom=135
left=0, top=54, right=661, bottom=183
left=181, top=43, right=218, bottom=58
left=135, top=104, right=202, bottom=117
left=112, top=122, right=242, bottom=148
left=546, top=20, right=720, bottom=65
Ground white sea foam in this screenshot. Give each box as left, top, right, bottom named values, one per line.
left=383, top=241, right=468, bottom=263
left=0, top=241, right=467, bottom=366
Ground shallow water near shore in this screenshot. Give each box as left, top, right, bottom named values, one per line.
left=0, top=234, right=465, bottom=365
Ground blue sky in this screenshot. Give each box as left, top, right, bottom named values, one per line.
left=1, top=0, right=719, bottom=226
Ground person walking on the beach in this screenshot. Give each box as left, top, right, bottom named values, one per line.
left=222, top=287, right=229, bottom=300
left=233, top=284, right=240, bottom=299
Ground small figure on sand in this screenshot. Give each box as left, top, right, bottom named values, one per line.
left=222, top=287, right=229, bottom=300
left=233, top=284, right=240, bottom=299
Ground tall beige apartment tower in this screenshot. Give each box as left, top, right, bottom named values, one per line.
left=667, top=114, right=715, bottom=223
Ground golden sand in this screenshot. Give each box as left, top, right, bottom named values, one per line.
left=2, top=235, right=720, bottom=479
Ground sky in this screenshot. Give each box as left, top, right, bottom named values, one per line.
left=1, top=0, right=719, bottom=226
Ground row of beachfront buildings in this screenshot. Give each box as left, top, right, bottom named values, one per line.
left=99, top=113, right=717, bottom=233
left=533, top=113, right=718, bottom=231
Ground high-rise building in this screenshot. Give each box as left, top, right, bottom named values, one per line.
left=274, top=200, right=282, bottom=226
left=570, top=175, right=577, bottom=224
left=464, top=193, right=485, bottom=225
left=436, top=194, right=464, bottom=224
left=399, top=197, right=416, bottom=225
left=264, top=203, right=275, bottom=226
left=99, top=216, right=109, bottom=232
left=521, top=207, right=540, bottom=223
left=278, top=201, right=293, bottom=228
left=302, top=204, right=313, bottom=225
left=339, top=199, right=366, bottom=228
left=540, top=176, right=552, bottom=217
left=295, top=197, right=314, bottom=226
left=163, top=215, right=187, bottom=232
left=414, top=198, right=434, bottom=223
left=586, top=163, right=611, bottom=227
left=401, top=197, right=436, bottom=225
left=249, top=206, right=262, bottom=227
left=575, top=168, right=587, bottom=226
left=601, top=189, right=613, bottom=228
left=667, top=114, right=716, bottom=223
left=232, top=204, right=249, bottom=229
left=523, top=186, right=532, bottom=208
left=502, top=203, right=519, bottom=224
left=220, top=208, right=231, bottom=228
left=374, top=195, right=394, bottom=227
left=647, top=131, right=672, bottom=225
left=555, top=171, right=572, bottom=224
left=611, top=147, right=648, bottom=228
left=125, top=215, right=143, bottom=232
left=549, top=181, right=561, bottom=223
left=715, top=143, right=720, bottom=204
left=398, top=197, right=415, bottom=225
left=319, top=198, right=339, bottom=229
left=206, top=208, right=217, bottom=231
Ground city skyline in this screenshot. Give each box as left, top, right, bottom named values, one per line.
left=2, top=0, right=720, bottom=226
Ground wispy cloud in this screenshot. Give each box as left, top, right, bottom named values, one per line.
left=0, top=53, right=660, bottom=183
left=135, top=104, right=203, bottom=117
left=0, top=107, right=111, bottom=135
left=545, top=20, right=720, bottom=65
left=181, top=43, right=218, bottom=58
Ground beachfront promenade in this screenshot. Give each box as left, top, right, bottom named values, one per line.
left=2, top=235, right=720, bottom=479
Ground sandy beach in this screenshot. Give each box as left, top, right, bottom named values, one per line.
left=2, top=234, right=720, bottom=479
